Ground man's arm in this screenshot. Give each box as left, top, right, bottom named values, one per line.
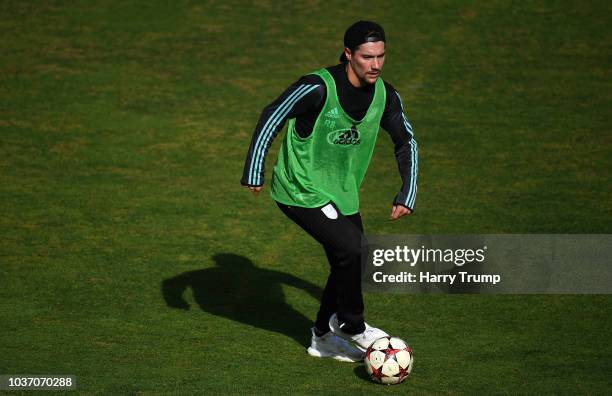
left=241, top=76, right=325, bottom=189
left=380, top=83, right=419, bottom=217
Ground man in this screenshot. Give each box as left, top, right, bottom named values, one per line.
left=241, top=21, right=418, bottom=362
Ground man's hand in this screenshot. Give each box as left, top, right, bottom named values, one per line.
left=245, top=185, right=262, bottom=195
left=390, top=204, right=412, bottom=220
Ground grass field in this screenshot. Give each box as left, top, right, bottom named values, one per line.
left=1, top=0, right=611, bottom=394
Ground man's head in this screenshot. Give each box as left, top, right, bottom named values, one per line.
left=341, top=20, right=386, bottom=87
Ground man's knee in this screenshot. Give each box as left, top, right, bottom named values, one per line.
left=330, top=239, right=363, bottom=267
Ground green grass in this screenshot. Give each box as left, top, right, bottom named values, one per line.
left=1, top=0, right=611, bottom=394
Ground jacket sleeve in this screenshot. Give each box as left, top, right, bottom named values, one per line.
left=241, top=77, right=324, bottom=186
left=380, top=85, right=419, bottom=211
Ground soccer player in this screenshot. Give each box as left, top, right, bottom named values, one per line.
left=241, top=21, right=418, bottom=362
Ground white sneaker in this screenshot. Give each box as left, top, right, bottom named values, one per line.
left=306, top=328, right=365, bottom=362
left=328, top=313, right=389, bottom=352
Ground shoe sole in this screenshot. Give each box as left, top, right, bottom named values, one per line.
left=307, top=347, right=362, bottom=363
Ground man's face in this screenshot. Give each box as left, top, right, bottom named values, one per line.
left=345, top=41, right=386, bottom=86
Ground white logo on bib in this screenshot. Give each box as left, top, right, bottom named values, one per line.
left=321, top=203, right=338, bottom=220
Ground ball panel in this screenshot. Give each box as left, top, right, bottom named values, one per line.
left=370, top=337, right=390, bottom=351
left=395, top=349, right=411, bottom=368
left=381, top=358, right=400, bottom=377
left=381, top=375, right=401, bottom=385
left=389, top=337, right=407, bottom=350
left=368, top=350, right=386, bottom=369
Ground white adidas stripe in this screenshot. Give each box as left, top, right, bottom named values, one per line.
left=249, top=85, right=318, bottom=185
left=395, top=91, right=418, bottom=208
left=249, top=84, right=319, bottom=184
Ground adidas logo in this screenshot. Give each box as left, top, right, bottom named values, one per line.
left=333, top=125, right=361, bottom=145
left=325, top=107, right=340, bottom=119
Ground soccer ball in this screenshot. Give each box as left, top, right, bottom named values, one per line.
left=364, top=336, right=414, bottom=384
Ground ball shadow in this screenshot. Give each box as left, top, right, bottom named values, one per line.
left=353, top=364, right=372, bottom=383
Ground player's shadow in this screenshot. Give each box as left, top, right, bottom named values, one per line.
left=161, top=253, right=321, bottom=347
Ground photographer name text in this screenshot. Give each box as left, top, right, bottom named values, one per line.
left=372, top=271, right=501, bottom=285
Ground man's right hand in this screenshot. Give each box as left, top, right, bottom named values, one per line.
left=245, top=186, right=262, bottom=195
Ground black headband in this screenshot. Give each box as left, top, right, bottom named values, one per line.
left=340, top=20, right=386, bottom=62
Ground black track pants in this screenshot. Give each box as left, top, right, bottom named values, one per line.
left=276, top=201, right=366, bottom=334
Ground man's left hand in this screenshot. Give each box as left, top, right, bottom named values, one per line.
left=390, top=204, right=413, bottom=220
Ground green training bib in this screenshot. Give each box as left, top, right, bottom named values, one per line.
left=271, top=68, right=386, bottom=215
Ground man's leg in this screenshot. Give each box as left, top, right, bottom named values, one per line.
left=317, top=213, right=365, bottom=333
left=277, top=201, right=365, bottom=333
left=314, top=248, right=338, bottom=333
